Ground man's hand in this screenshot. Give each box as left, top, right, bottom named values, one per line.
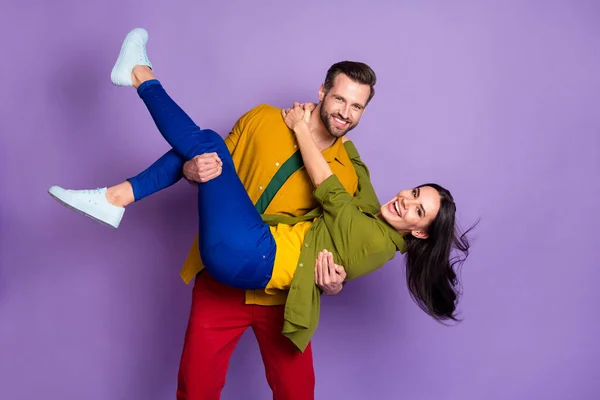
left=183, top=152, right=223, bottom=184
left=315, top=250, right=347, bottom=295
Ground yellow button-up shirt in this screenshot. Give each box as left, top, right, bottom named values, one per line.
left=264, top=221, right=312, bottom=293
left=179, top=104, right=358, bottom=305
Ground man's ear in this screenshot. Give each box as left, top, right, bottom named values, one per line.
left=411, top=230, right=429, bottom=239
left=318, top=84, right=325, bottom=101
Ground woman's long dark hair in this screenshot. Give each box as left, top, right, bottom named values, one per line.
left=403, top=183, right=476, bottom=322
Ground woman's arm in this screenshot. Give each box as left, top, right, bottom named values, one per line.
left=312, top=174, right=397, bottom=280
left=342, top=140, right=381, bottom=214
left=282, top=104, right=332, bottom=188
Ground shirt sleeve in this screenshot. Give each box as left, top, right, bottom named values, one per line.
left=223, top=112, right=246, bottom=153
left=223, top=104, right=268, bottom=153
left=343, top=141, right=381, bottom=214
left=313, top=175, right=395, bottom=280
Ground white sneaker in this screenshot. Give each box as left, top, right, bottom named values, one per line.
left=110, top=27, right=152, bottom=86
left=48, top=186, right=125, bottom=229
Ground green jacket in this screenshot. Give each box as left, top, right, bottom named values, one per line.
left=261, top=142, right=407, bottom=352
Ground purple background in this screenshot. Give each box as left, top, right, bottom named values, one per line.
left=1, top=1, right=599, bottom=399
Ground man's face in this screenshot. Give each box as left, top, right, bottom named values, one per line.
left=318, top=73, right=371, bottom=138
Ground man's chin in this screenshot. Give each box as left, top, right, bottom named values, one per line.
left=329, top=129, right=348, bottom=138
left=331, top=123, right=356, bottom=138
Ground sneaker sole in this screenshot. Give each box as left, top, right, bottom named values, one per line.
left=48, top=189, right=119, bottom=229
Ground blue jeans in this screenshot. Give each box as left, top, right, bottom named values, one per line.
left=127, top=80, right=275, bottom=289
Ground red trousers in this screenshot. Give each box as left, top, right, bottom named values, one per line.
left=176, top=272, right=315, bottom=400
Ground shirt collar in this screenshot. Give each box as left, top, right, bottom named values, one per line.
left=360, top=208, right=408, bottom=254
left=321, top=138, right=346, bottom=166
left=390, top=230, right=407, bottom=253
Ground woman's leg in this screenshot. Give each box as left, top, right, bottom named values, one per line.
left=115, top=28, right=275, bottom=289
left=48, top=148, right=185, bottom=228
left=49, top=28, right=275, bottom=288
left=127, top=149, right=184, bottom=202
left=132, top=77, right=275, bottom=289
left=107, top=149, right=186, bottom=206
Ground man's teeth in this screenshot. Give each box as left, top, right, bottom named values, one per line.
left=334, top=117, right=347, bottom=125
left=394, top=201, right=400, bottom=216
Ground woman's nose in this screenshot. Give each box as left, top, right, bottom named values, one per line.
left=403, top=198, right=415, bottom=209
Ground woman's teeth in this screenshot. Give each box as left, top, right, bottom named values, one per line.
left=394, top=200, right=401, bottom=216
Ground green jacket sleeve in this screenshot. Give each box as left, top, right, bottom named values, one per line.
left=312, top=174, right=396, bottom=281
left=261, top=141, right=377, bottom=227
left=343, top=141, right=381, bottom=215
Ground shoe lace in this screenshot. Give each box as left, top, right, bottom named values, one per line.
left=79, top=188, right=103, bottom=195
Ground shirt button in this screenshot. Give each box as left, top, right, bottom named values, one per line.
left=304, top=243, right=309, bottom=247
left=294, top=145, right=298, bottom=149
left=299, top=263, right=303, bottom=268
left=259, top=186, right=263, bottom=190
left=275, top=162, right=280, bottom=167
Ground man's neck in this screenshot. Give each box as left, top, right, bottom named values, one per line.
left=306, top=104, right=336, bottom=152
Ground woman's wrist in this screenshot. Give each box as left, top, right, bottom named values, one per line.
left=292, top=121, right=310, bottom=135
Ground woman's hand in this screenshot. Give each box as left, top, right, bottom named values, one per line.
left=282, top=101, right=333, bottom=187
left=282, top=102, right=312, bottom=132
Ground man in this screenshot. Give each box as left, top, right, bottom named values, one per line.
left=177, top=61, right=377, bottom=399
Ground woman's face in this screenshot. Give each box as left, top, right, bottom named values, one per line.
left=380, top=186, right=441, bottom=238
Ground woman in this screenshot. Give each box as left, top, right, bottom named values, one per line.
left=49, top=29, right=472, bottom=348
